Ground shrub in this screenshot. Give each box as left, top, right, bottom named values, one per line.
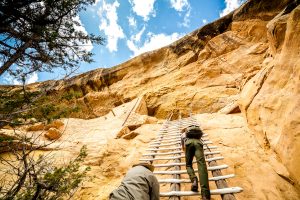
left=0, top=145, right=90, bottom=200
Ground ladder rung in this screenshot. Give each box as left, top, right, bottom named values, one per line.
left=150, top=141, right=180, bottom=145
left=141, top=156, right=224, bottom=162
left=143, top=151, right=183, bottom=156
left=156, top=135, right=182, bottom=138
left=146, top=146, right=218, bottom=151
left=157, top=133, right=208, bottom=138
left=146, top=147, right=182, bottom=151
left=150, top=141, right=212, bottom=147
left=152, top=139, right=181, bottom=143
left=157, top=133, right=181, bottom=137
left=142, top=151, right=220, bottom=158
left=160, top=187, right=243, bottom=196
left=149, top=142, right=181, bottom=147
left=151, top=138, right=209, bottom=144
left=155, top=164, right=228, bottom=173
left=175, top=124, right=198, bottom=127
left=158, top=173, right=233, bottom=180
left=155, top=135, right=181, bottom=138
left=155, top=136, right=181, bottom=140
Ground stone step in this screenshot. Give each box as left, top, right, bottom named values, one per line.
left=159, top=187, right=243, bottom=197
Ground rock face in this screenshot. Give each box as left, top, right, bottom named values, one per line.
left=8, top=0, right=298, bottom=188
left=1, top=0, right=300, bottom=198
left=238, top=3, right=300, bottom=185
left=16, top=0, right=295, bottom=120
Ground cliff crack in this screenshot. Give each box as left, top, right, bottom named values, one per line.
left=244, top=65, right=274, bottom=113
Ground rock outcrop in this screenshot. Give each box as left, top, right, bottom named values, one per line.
left=238, top=3, right=300, bottom=186
left=1, top=0, right=300, bottom=198
left=45, top=128, right=62, bottom=140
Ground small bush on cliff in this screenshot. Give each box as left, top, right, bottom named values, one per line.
left=0, top=88, right=82, bottom=126
left=0, top=144, right=90, bottom=200
left=61, top=91, right=83, bottom=101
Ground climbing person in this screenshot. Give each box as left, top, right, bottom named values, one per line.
left=181, top=125, right=211, bottom=200
left=109, top=162, right=159, bottom=200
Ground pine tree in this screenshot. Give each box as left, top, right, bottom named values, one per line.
left=0, top=0, right=104, bottom=77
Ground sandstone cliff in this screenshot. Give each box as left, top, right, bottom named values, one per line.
left=1, top=0, right=300, bottom=199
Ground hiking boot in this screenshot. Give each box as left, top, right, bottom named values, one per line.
left=191, top=177, right=198, bottom=192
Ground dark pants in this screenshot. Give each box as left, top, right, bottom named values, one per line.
left=185, top=138, right=210, bottom=198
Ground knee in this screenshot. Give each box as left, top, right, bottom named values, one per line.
left=186, top=163, right=193, bottom=168
left=196, top=156, right=205, bottom=163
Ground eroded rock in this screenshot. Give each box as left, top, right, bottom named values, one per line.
left=45, top=120, right=64, bottom=130
left=44, top=128, right=62, bottom=140
left=115, top=126, right=130, bottom=139
left=26, top=122, right=45, bottom=131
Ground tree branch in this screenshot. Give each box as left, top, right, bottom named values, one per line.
left=0, top=40, right=32, bottom=76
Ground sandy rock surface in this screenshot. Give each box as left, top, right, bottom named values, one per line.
left=1, top=0, right=300, bottom=199
left=66, top=112, right=299, bottom=200
left=238, top=5, right=300, bottom=185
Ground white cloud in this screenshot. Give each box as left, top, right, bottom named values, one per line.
left=3, top=74, right=20, bottom=85
left=129, top=0, right=156, bottom=21
left=98, top=0, right=125, bottom=52
left=169, top=0, right=191, bottom=27
left=202, top=19, right=208, bottom=24
left=133, top=26, right=146, bottom=42
left=73, top=16, right=93, bottom=52
left=27, top=72, right=39, bottom=84
left=128, top=16, right=137, bottom=28
left=127, top=32, right=183, bottom=57
left=170, top=0, right=189, bottom=12
left=220, top=0, right=244, bottom=17
left=3, top=72, right=39, bottom=85
left=181, top=8, right=190, bottom=27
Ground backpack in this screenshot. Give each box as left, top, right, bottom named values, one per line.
left=186, top=125, right=203, bottom=139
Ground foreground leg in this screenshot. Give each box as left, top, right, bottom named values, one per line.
left=185, top=141, right=199, bottom=192
left=185, top=142, right=196, bottom=181
left=195, top=142, right=210, bottom=199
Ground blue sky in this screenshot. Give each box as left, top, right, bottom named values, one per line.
left=1, top=0, right=245, bottom=85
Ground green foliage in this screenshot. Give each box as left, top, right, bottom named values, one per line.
left=0, top=0, right=104, bottom=77
left=0, top=87, right=82, bottom=125
left=0, top=90, right=24, bottom=114
left=41, top=146, right=89, bottom=197
left=0, top=89, right=41, bottom=113
left=41, top=104, right=56, bottom=117
left=61, top=91, right=83, bottom=101
left=1, top=146, right=90, bottom=200
left=72, top=106, right=81, bottom=113
left=0, top=136, right=13, bottom=143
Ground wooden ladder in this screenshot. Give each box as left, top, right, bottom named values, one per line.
left=140, top=114, right=243, bottom=199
